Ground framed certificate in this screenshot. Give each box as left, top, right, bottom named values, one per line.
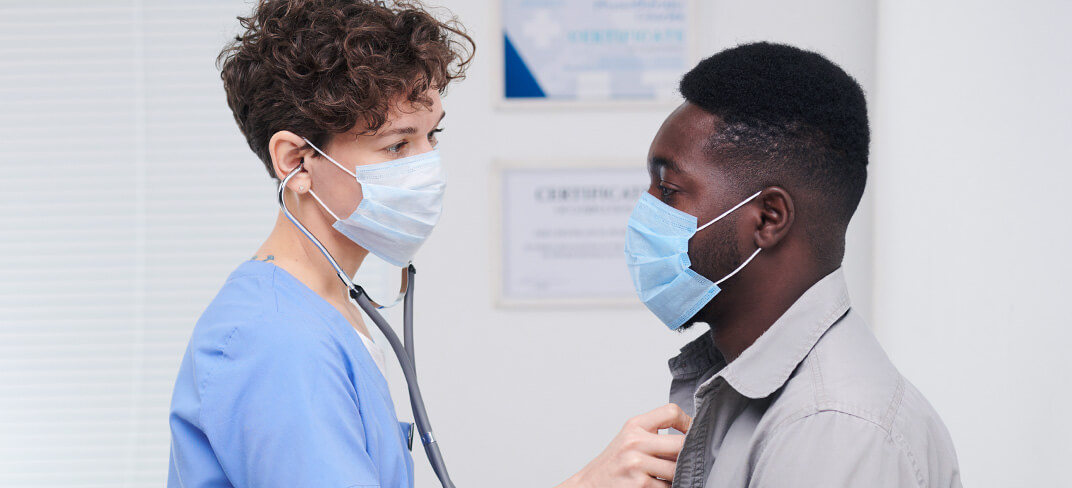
left=493, top=161, right=650, bottom=306
left=495, top=0, right=698, bottom=108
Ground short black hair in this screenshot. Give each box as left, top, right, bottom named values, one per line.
left=680, top=42, right=869, bottom=242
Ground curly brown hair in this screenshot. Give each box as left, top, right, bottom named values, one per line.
left=218, top=0, right=474, bottom=179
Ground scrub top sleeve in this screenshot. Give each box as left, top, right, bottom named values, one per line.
left=198, top=324, right=381, bottom=488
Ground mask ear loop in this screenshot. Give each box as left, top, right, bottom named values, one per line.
left=715, top=247, right=762, bottom=286
left=300, top=138, right=351, bottom=223
left=306, top=189, right=342, bottom=222
left=278, top=162, right=356, bottom=291
left=697, top=190, right=763, bottom=232
left=694, top=190, right=765, bottom=286
left=302, top=137, right=357, bottom=178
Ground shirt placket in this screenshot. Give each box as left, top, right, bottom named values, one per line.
left=673, top=379, right=724, bottom=488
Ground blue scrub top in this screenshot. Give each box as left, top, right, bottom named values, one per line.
left=168, top=260, right=414, bottom=488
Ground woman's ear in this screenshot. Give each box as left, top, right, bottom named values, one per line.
left=268, top=130, right=313, bottom=194
left=753, top=187, right=795, bottom=249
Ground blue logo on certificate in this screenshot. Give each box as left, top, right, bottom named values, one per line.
left=502, top=0, right=691, bottom=102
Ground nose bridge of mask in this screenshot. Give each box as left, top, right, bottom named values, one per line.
left=631, top=193, right=698, bottom=235
left=625, top=195, right=696, bottom=269
left=301, top=137, right=444, bottom=220
left=351, top=151, right=444, bottom=190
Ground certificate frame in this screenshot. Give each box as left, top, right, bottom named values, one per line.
left=492, top=159, right=650, bottom=308
left=491, top=0, right=702, bottom=110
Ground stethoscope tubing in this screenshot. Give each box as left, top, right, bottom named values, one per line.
left=277, top=165, right=456, bottom=488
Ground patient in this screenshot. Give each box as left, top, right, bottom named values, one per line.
left=624, top=42, right=963, bottom=487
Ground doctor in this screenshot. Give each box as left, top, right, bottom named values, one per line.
left=167, top=1, right=689, bottom=487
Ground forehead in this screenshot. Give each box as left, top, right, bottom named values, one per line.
left=386, top=91, right=442, bottom=123
left=648, top=102, right=720, bottom=172
left=350, top=90, right=444, bottom=138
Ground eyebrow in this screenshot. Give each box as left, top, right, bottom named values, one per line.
left=376, top=111, right=446, bottom=137
left=650, top=156, right=679, bottom=172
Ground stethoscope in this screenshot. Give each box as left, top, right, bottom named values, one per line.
left=278, top=163, right=456, bottom=488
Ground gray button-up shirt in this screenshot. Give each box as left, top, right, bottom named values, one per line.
left=669, top=269, right=962, bottom=487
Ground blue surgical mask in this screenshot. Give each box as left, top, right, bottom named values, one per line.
left=624, top=191, right=762, bottom=330
left=303, top=138, right=446, bottom=267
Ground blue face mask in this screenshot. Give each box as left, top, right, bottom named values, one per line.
left=624, top=191, right=762, bottom=330
left=303, top=138, right=446, bottom=267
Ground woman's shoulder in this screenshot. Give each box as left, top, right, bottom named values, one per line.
left=188, top=261, right=349, bottom=370
left=192, top=260, right=280, bottom=339
left=182, top=262, right=365, bottom=400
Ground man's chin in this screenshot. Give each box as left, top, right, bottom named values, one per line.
left=676, top=300, right=722, bottom=333
left=675, top=315, right=703, bottom=333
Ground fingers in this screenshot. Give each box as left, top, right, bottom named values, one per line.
left=645, top=432, right=686, bottom=460
left=632, top=403, right=693, bottom=434
left=641, top=456, right=678, bottom=481
left=620, top=406, right=688, bottom=480
left=666, top=405, right=692, bottom=434
left=620, top=427, right=685, bottom=459
left=561, top=405, right=690, bottom=488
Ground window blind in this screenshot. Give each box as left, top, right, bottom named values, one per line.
left=0, top=2, right=280, bottom=485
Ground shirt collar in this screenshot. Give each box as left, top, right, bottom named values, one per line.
left=667, top=268, right=852, bottom=400
left=668, top=330, right=725, bottom=380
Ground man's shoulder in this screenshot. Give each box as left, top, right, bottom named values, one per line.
left=757, top=310, right=960, bottom=484
left=768, top=310, right=951, bottom=428
left=771, top=309, right=906, bottom=430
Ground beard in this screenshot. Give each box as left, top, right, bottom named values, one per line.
left=676, top=215, right=742, bottom=332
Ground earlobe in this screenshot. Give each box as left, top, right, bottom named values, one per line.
left=268, top=130, right=313, bottom=180
left=754, top=187, right=794, bottom=249
left=268, top=130, right=313, bottom=192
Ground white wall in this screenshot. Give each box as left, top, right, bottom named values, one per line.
left=14, top=0, right=1069, bottom=486
left=872, top=1, right=1072, bottom=486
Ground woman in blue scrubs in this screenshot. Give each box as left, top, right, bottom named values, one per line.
left=167, top=1, right=472, bottom=486
left=168, top=1, right=692, bottom=487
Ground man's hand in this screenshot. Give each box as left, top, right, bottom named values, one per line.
left=557, top=403, right=692, bottom=488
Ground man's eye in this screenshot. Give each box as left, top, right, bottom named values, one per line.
left=658, top=185, right=677, bottom=197
left=387, top=141, right=408, bottom=154
left=428, top=128, right=443, bottom=146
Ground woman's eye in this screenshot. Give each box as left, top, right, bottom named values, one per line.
left=387, top=141, right=408, bottom=154
left=428, top=127, right=444, bottom=145
left=658, top=184, right=677, bottom=198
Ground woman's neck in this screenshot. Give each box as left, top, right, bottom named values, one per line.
left=257, top=206, right=368, bottom=306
